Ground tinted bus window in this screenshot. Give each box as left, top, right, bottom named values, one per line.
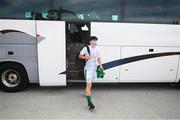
left=0, top=0, right=180, bottom=24
left=0, top=0, right=49, bottom=20
left=123, top=0, right=180, bottom=24
left=52, top=0, right=120, bottom=22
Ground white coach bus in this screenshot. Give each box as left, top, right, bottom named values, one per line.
left=0, top=0, right=180, bottom=92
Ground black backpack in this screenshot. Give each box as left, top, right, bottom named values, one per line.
left=75, top=46, right=90, bottom=69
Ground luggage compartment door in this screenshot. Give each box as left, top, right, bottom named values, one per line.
left=120, top=47, right=180, bottom=82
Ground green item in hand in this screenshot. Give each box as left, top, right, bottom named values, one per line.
left=96, top=67, right=105, bottom=78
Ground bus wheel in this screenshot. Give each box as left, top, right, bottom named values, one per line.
left=0, top=63, right=29, bottom=92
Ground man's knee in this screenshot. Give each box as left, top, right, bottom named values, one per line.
left=86, top=83, right=92, bottom=89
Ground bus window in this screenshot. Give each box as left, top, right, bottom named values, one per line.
left=0, top=0, right=49, bottom=20
left=123, top=0, right=180, bottom=24
left=0, top=0, right=180, bottom=24
left=53, top=0, right=120, bottom=22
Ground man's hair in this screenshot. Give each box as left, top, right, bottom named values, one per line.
left=88, top=36, right=98, bottom=45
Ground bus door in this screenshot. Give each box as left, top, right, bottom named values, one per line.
left=36, top=21, right=66, bottom=86
left=66, top=22, right=90, bottom=81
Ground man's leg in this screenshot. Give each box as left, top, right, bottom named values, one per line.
left=84, top=70, right=95, bottom=109
left=86, top=82, right=92, bottom=96
left=86, top=82, right=95, bottom=109
left=86, top=82, right=92, bottom=105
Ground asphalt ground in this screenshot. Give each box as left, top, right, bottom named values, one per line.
left=0, top=83, right=180, bottom=119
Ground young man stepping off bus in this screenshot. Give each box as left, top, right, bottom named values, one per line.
left=79, top=36, right=103, bottom=109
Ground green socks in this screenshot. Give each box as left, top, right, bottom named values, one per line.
left=86, top=96, right=92, bottom=105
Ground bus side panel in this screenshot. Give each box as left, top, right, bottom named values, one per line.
left=36, top=21, right=66, bottom=86
left=176, top=56, right=180, bottom=82
left=93, top=46, right=120, bottom=83
left=176, top=26, right=180, bottom=82
left=91, top=22, right=180, bottom=47
left=92, top=22, right=180, bottom=83
left=0, top=44, right=39, bottom=83
left=0, top=20, right=36, bottom=44
left=0, top=20, right=39, bottom=83
left=120, top=47, right=180, bottom=82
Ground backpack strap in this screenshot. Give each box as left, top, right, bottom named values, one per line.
left=86, top=46, right=90, bottom=55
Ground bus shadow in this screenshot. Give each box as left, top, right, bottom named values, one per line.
left=0, top=83, right=179, bottom=93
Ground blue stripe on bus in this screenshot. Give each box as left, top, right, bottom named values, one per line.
left=60, top=52, right=180, bottom=74
left=102, top=52, right=180, bottom=70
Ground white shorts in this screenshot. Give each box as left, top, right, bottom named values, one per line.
left=84, top=69, right=96, bottom=83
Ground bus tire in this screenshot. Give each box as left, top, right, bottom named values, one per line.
left=0, top=63, right=29, bottom=92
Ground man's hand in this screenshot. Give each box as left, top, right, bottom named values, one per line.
left=99, top=66, right=104, bottom=70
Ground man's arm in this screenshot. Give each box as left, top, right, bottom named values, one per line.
left=79, top=54, right=92, bottom=60
left=79, top=54, right=86, bottom=60
left=97, top=57, right=103, bottom=69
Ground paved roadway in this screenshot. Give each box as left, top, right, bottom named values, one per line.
left=0, top=83, right=180, bottom=119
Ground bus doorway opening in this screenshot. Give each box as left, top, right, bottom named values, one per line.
left=66, top=22, right=90, bottom=81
